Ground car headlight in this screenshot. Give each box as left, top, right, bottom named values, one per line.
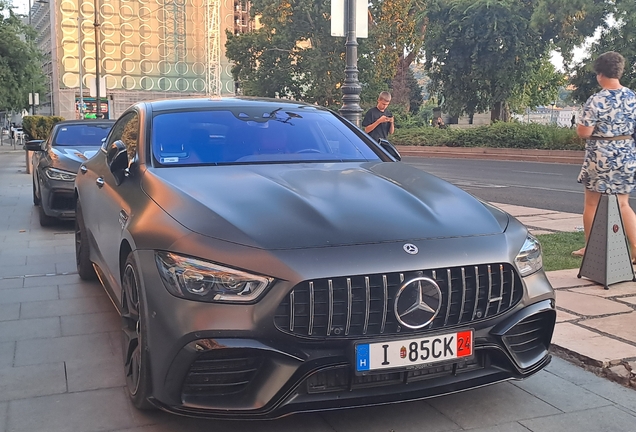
left=43, top=167, right=77, bottom=182
left=155, top=251, right=273, bottom=303
left=515, top=235, right=543, bottom=277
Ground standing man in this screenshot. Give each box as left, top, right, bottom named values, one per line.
left=362, top=91, right=395, bottom=142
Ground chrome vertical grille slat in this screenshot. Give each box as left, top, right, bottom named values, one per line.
left=458, top=267, right=467, bottom=323
left=345, top=278, right=352, bottom=336
left=274, top=263, right=523, bottom=338
left=363, top=277, right=370, bottom=335
left=381, top=275, right=388, bottom=334
left=308, top=281, right=315, bottom=336
left=471, top=266, right=480, bottom=320
left=327, top=279, right=334, bottom=336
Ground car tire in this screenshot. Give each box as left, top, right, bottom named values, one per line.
left=75, top=200, right=97, bottom=280
left=38, top=202, right=56, bottom=227
left=121, top=253, right=155, bottom=410
left=32, top=174, right=40, bottom=206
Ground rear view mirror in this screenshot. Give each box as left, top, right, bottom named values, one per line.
left=378, top=139, right=401, bottom=161
left=24, top=140, right=44, bottom=151
left=106, top=140, right=129, bottom=184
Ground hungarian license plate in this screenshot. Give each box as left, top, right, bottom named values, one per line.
left=355, top=330, right=473, bottom=372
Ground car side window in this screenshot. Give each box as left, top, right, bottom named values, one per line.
left=104, top=112, right=139, bottom=162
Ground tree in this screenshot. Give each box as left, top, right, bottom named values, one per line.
left=569, top=0, right=636, bottom=104
left=424, top=0, right=608, bottom=121
left=226, top=0, right=379, bottom=107
left=0, top=1, right=46, bottom=113
left=508, top=57, right=567, bottom=113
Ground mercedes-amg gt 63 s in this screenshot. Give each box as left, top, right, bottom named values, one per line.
left=74, top=97, right=556, bottom=419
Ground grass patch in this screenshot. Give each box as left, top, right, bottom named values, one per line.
left=536, top=231, right=585, bottom=272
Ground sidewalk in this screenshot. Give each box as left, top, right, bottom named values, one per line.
left=1, top=146, right=635, bottom=396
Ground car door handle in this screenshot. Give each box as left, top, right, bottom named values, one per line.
left=80, top=165, right=88, bottom=174
left=96, top=178, right=104, bottom=188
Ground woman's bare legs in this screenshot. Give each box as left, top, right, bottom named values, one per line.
left=572, top=188, right=601, bottom=255
left=617, top=193, right=636, bottom=251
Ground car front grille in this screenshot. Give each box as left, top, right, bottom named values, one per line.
left=274, top=264, right=523, bottom=339
left=181, top=349, right=263, bottom=398
left=50, top=192, right=75, bottom=211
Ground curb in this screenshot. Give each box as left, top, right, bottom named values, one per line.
left=396, top=145, right=585, bottom=165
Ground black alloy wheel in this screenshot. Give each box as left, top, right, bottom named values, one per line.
left=75, top=200, right=96, bottom=280
left=121, top=253, right=154, bottom=410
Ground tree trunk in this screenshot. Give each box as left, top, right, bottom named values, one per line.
left=490, top=101, right=510, bottom=123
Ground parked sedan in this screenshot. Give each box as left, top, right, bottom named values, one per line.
left=74, top=97, right=556, bottom=419
left=27, top=119, right=114, bottom=226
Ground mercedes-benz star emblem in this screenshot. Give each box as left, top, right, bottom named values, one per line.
left=393, top=277, right=442, bottom=329
left=403, top=243, right=419, bottom=255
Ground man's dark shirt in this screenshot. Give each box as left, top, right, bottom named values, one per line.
left=362, top=107, right=392, bottom=141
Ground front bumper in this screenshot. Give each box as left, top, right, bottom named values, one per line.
left=134, top=249, right=556, bottom=419
left=40, top=177, right=75, bottom=219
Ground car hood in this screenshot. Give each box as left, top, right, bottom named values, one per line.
left=143, top=162, right=509, bottom=250
left=52, top=146, right=100, bottom=164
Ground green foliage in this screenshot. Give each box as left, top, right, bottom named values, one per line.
left=536, top=231, right=585, bottom=272
left=509, top=58, right=567, bottom=113
left=391, top=122, right=585, bottom=150
left=0, top=1, right=47, bottom=111
left=569, top=1, right=636, bottom=103
left=22, top=115, right=64, bottom=140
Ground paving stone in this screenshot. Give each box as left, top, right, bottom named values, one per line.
left=0, top=256, right=26, bottom=268
left=20, top=296, right=113, bottom=319
left=22, top=273, right=81, bottom=288
left=6, top=388, right=147, bottom=432
left=584, top=377, right=636, bottom=414
left=0, top=363, right=66, bottom=402
left=54, top=245, right=75, bottom=255
left=518, top=216, right=582, bottom=232
left=619, top=296, right=636, bottom=305
left=546, top=269, right=597, bottom=289
left=27, top=239, right=71, bottom=249
left=580, top=312, right=636, bottom=344
left=65, top=357, right=125, bottom=392
left=61, top=311, right=120, bottom=336
left=555, top=290, right=632, bottom=316
left=58, top=282, right=105, bottom=299
left=321, top=400, right=459, bottom=432
left=552, top=323, right=636, bottom=366
left=556, top=309, right=578, bottom=322
left=25, top=253, right=74, bottom=266
left=0, top=342, right=14, bottom=368
left=108, top=331, right=124, bottom=361
left=544, top=356, right=610, bottom=386
left=0, top=263, right=57, bottom=279
left=0, top=402, right=6, bottom=432
left=0, top=286, right=58, bottom=305
left=512, top=369, right=612, bottom=412
left=0, top=279, right=22, bottom=290
left=572, top=282, right=636, bottom=298
left=519, top=405, right=636, bottom=432
left=0, top=305, right=19, bottom=322
left=455, top=423, right=532, bottom=432
left=0, top=317, right=60, bottom=343
left=427, top=382, right=560, bottom=429
left=490, top=203, right=560, bottom=217
left=14, top=333, right=116, bottom=366
left=55, top=261, right=78, bottom=274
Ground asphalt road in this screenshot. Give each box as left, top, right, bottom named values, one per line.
left=404, top=157, right=589, bottom=214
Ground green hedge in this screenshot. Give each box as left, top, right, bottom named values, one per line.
left=22, top=115, right=65, bottom=140
left=391, top=122, right=585, bottom=151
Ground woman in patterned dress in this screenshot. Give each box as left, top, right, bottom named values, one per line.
left=572, top=51, right=636, bottom=257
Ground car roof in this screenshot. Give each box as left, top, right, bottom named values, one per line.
left=143, top=96, right=331, bottom=114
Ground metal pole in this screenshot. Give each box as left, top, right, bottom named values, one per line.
left=28, top=0, right=34, bottom=116
left=339, top=0, right=363, bottom=127
left=94, top=0, right=102, bottom=118
left=78, top=16, right=84, bottom=119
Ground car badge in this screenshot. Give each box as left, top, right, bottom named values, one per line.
left=403, top=243, right=418, bottom=255
left=393, top=277, right=442, bottom=329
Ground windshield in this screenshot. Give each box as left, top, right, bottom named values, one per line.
left=151, top=108, right=380, bottom=166
left=53, top=124, right=113, bottom=146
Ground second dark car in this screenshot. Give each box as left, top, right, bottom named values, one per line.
left=27, top=119, right=114, bottom=226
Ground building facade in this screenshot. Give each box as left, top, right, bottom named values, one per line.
left=31, top=0, right=251, bottom=120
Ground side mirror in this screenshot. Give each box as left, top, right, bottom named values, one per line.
left=378, top=139, right=401, bottom=161
left=24, top=140, right=44, bottom=151
left=106, top=140, right=129, bottom=184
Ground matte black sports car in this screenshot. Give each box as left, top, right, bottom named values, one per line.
left=74, top=97, right=555, bottom=419
left=27, top=119, right=114, bottom=226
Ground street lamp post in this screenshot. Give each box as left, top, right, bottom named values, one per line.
left=27, top=0, right=48, bottom=115
left=339, top=0, right=363, bottom=127
left=78, top=17, right=85, bottom=119
left=94, top=0, right=102, bottom=118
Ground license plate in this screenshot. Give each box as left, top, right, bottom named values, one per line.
left=355, top=330, right=473, bottom=372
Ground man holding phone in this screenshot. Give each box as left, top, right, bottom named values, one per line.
left=362, top=91, right=395, bottom=142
